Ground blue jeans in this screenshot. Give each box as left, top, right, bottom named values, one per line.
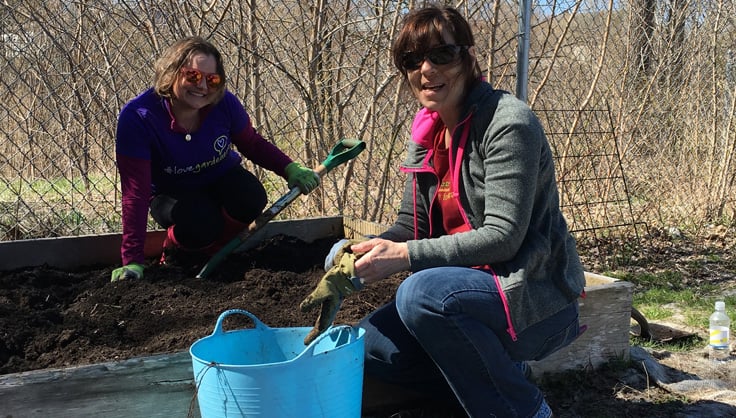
left=359, top=266, right=580, bottom=417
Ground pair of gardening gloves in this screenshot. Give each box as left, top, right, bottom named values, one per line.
left=300, top=239, right=365, bottom=345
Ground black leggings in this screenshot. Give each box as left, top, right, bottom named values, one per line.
left=150, top=165, right=267, bottom=249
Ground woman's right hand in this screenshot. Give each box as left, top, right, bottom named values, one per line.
left=351, top=238, right=410, bottom=284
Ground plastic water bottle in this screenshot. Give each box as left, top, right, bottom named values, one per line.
left=709, top=301, right=730, bottom=360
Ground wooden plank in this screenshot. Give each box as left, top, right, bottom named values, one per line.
left=0, top=231, right=165, bottom=271
left=530, top=273, right=634, bottom=376
left=0, top=351, right=199, bottom=418
left=0, top=217, right=344, bottom=271
left=343, top=216, right=389, bottom=239
left=235, top=216, right=343, bottom=251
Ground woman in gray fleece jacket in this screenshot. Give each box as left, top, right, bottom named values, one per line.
left=340, top=6, right=585, bottom=418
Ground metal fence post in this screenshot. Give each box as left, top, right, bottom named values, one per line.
left=516, top=0, right=531, bottom=101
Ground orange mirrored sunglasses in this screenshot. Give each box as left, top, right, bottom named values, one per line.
left=180, top=67, right=223, bottom=89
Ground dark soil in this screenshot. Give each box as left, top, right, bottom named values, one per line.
left=0, top=236, right=402, bottom=374
left=2, top=229, right=736, bottom=417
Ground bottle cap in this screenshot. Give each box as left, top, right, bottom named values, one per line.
left=716, top=301, right=726, bottom=310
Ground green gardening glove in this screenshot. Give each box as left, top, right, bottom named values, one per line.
left=110, top=263, right=144, bottom=282
left=300, top=251, right=363, bottom=345
left=285, top=162, right=320, bottom=194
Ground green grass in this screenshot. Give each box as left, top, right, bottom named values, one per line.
left=605, top=266, right=736, bottom=355
left=0, top=175, right=117, bottom=201
left=633, top=333, right=706, bottom=352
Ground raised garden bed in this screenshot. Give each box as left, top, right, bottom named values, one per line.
left=0, top=216, right=632, bottom=417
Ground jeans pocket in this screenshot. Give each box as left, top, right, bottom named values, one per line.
left=530, top=318, right=580, bottom=361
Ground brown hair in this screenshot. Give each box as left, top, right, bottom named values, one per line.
left=153, top=36, right=226, bottom=102
left=392, top=6, right=481, bottom=91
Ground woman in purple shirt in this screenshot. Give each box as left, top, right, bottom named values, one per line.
left=111, top=36, right=318, bottom=281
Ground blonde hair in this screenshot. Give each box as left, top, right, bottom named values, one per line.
left=153, top=36, right=226, bottom=103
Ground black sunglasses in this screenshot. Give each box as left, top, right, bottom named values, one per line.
left=400, top=44, right=469, bottom=71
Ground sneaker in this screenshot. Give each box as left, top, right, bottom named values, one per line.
left=158, top=226, right=210, bottom=267
left=159, top=226, right=178, bottom=265
left=533, top=399, right=553, bottom=418
left=159, top=244, right=181, bottom=265
left=160, top=244, right=210, bottom=267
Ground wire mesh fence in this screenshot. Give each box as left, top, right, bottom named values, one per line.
left=1, top=1, right=734, bottom=255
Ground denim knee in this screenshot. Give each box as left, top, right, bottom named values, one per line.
left=395, top=274, right=433, bottom=329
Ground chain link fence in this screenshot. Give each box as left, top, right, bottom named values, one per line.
left=1, top=0, right=734, bottom=250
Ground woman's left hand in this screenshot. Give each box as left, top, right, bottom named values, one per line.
left=351, top=238, right=410, bottom=283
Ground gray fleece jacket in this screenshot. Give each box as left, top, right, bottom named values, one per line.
left=381, top=81, right=585, bottom=339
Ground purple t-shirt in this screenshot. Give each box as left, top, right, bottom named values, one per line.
left=115, top=88, right=292, bottom=265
